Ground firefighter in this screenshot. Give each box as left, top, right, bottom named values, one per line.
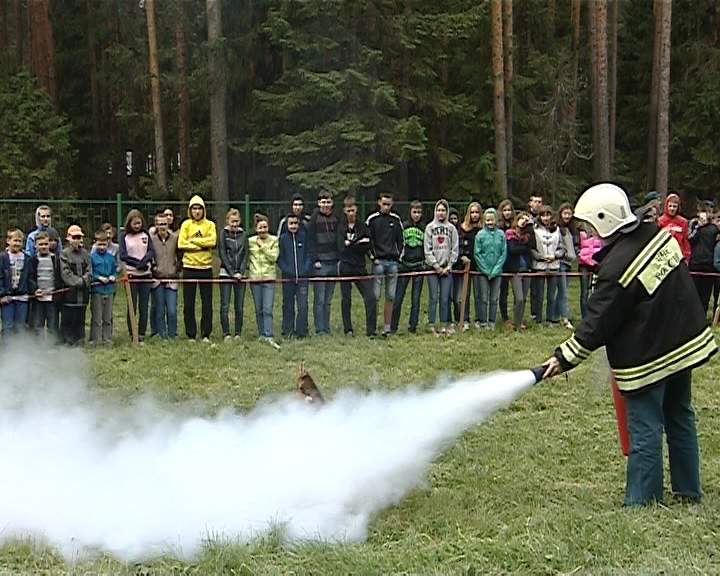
left=542, top=183, right=717, bottom=506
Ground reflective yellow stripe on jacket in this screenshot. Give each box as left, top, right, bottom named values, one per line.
left=613, top=327, right=717, bottom=391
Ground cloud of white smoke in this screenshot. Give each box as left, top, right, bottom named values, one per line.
left=0, top=344, right=535, bottom=561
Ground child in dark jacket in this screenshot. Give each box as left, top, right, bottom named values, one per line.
left=90, top=229, right=118, bottom=345
left=337, top=196, right=377, bottom=337
left=278, top=213, right=312, bottom=338
left=504, top=212, right=532, bottom=331
left=218, top=208, right=248, bottom=340
left=27, top=230, right=62, bottom=337
left=0, top=228, right=32, bottom=336
left=60, top=225, right=91, bottom=345
left=391, top=200, right=425, bottom=333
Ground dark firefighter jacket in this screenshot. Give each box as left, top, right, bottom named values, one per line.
left=554, top=223, right=717, bottom=393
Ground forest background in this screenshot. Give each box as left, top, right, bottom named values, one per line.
left=1, top=0, right=718, bottom=213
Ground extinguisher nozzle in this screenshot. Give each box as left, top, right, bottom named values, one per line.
left=530, top=365, right=547, bottom=384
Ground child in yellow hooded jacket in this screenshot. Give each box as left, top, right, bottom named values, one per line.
left=178, top=195, right=217, bottom=341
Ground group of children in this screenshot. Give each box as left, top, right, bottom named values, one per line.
left=0, top=193, right=609, bottom=348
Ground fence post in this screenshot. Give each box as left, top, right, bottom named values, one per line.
left=244, top=193, right=251, bottom=229
left=115, top=192, right=123, bottom=233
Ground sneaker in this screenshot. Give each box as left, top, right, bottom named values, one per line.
left=345, top=330, right=355, bottom=337
left=462, top=322, right=470, bottom=332
left=474, top=321, right=482, bottom=330
left=439, top=326, right=447, bottom=336
left=480, top=322, right=489, bottom=330
left=381, top=330, right=390, bottom=338
left=431, top=326, right=439, bottom=337
left=234, top=334, right=241, bottom=340
left=519, top=322, right=527, bottom=332
left=202, top=337, right=211, bottom=343
left=266, top=337, right=281, bottom=350
left=224, top=335, right=232, bottom=342
left=504, top=320, right=514, bottom=330
left=446, top=325, right=455, bottom=335
left=561, top=318, right=574, bottom=330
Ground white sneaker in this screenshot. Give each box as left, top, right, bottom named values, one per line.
left=462, top=322, right=470, bottom=332
left=474, top=321, right=482, bottom=330
left=266, top=337, right=281, bottom=350
left=234, top=334, right=241, bottom=340
left=562, top=318, right=574, bottom=330
left=224, top=335, right=232, bottom=342
left=445, top=325, right=455, bottom=335
left=202, top=337, right=211, bottom=343
left=439, top=326, right=448, bottom=336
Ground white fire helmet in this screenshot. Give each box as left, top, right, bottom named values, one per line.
left=573, top=183, right=637, bottom=239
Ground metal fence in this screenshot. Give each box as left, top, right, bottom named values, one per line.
left=0, top=194, right=467, bottom=237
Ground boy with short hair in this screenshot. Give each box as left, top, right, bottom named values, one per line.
left=307, top=191, right=339, bottom=335
left=59, top=225, right=91, bottom=345
left=391, top=200, right=425, bottom=333
left=150, top=212, right=180, bottom=339
left=90, top=229, right=117, bottom=345
left=0, top=228, right=32, bottom=336
left=278, top=213, right=312, bottom=338
left=27, top=230, right=62, bottom=337
left=366, top=191, right=403, bottom=336
left=338, top=196, right=377, bottom=337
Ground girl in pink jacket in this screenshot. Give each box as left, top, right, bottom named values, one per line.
left=578, top=226, right=603, bottom=319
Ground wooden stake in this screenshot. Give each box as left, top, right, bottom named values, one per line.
left=459, top=261, right=471, bottom=327
left=123, top=278, right=139, bottom=344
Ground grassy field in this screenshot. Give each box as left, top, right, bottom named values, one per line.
left=2, top=286, right=720, bottom=575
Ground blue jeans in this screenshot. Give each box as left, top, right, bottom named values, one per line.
left=391, top=272, right=423, bottom=332
left=153, top=284, right=178, bottom=338
left=251, top=282, right=275, bottom=338
left=1, top=300, right=28, bottom=335
left=624, top=370, right=700, bottom=506
left=372, top=259, right=399, bottom=302
left=220, top=280, right=245, bottom=336
left=531, top=273, right=559, bottom=323
left=551, top=262, right=571, bottom=320
left=427, top=273, right=452, bottom=325
left=478, top=275, right=501, bottom=324
left=282, top=281, right=309, bottom=337
left=313, top=261, right=337, bottom=334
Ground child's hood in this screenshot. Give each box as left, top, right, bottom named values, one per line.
left=433, top=199, right=450, bottom=222
left=187, top=195, right=206, bottom=220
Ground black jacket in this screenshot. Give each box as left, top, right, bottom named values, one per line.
left=27, top=252, right=63, bottom=303
left=555, top=223, right=716, bottom=394
left=401, top=221, right=425, bottom=270
left=689, top=221, right=719, bottom=271
left=307, top=210, right=339, bottom=264
left=338, top=219, right=371, bottom=268
left=218, top=227, right=249, bottom=276
left=365, top=211, right=403, bottom=261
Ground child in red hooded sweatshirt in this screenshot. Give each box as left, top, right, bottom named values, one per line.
left=657, top=193, right=691, bottom=263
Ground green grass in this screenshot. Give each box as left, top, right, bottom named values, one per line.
left=2, top=287, right=720, bottom=575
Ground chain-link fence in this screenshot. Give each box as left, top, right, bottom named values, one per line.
left=0, top=195, right=469, bottom=238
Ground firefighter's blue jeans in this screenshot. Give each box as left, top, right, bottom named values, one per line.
left=623, top=369, right=701, bottom=506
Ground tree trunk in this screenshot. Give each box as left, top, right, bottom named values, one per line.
left=145, top=0, right=167, bottom=192
left=14, top=0, right=22, bottom=68
left=1, top=0, right=7, bottom=53
left=490, top=0, right=508, bottom=198
left=207, top=0, right=229, bottom=206
left=591, top=0, right=610, bottom=181
left=503, top=0, right=514, bottom=195
left=607, top=0, right=618, bottom=168
left=27, top=0, right=57, bottom=107
left=437, top=31, right=449, bottom=196
left=86, top=0, right=100, bottom=142
left=569, top=0, right=581, bottom=147
left=546, top=0, right=556, bottom=42
left=655, top=0, right=672, bottom=196
left=175, top=0, right=191, bottom=179
left=647, top=0, right=663, bottom=190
